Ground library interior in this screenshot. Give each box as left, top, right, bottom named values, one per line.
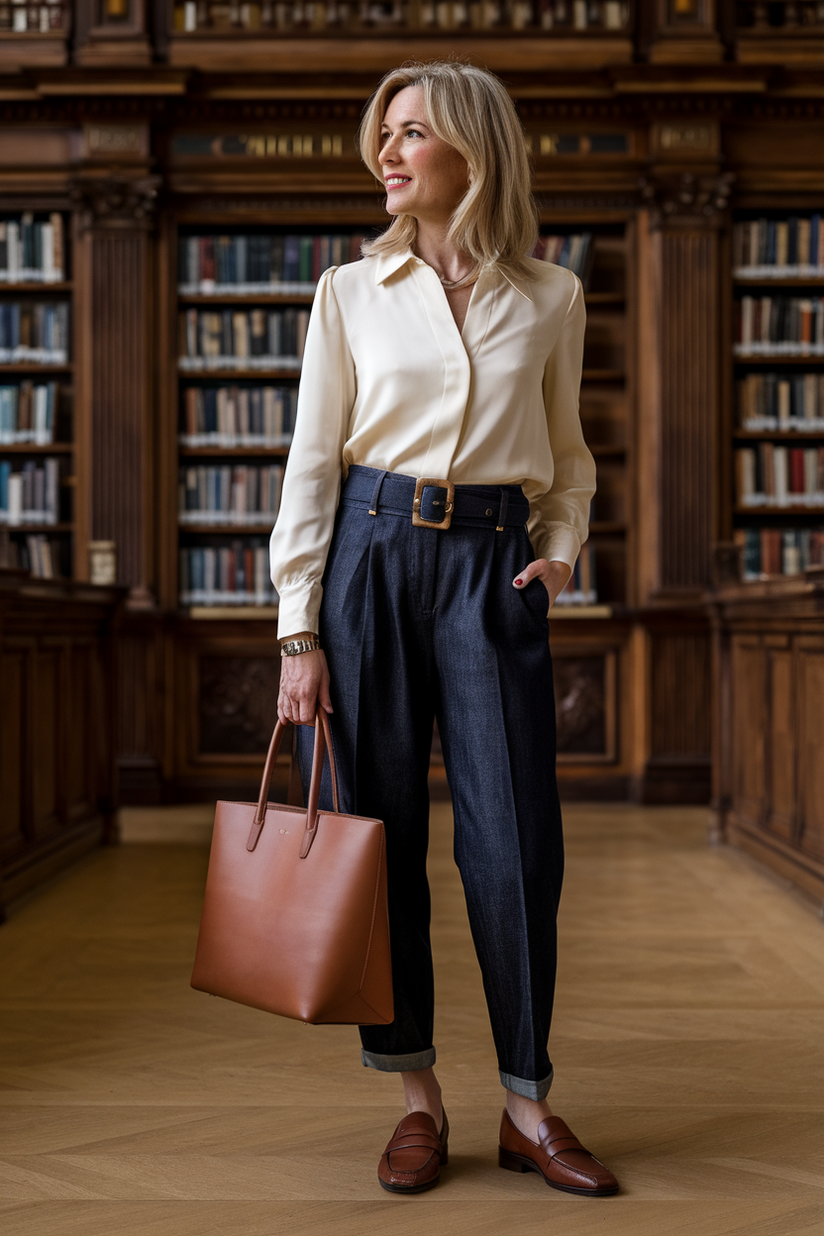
left=1, top=6, right=823, bottom=1235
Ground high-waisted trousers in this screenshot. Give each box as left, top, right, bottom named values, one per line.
left=295, top=465, right=564, bottom=1099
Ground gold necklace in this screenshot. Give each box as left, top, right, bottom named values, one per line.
left=439, top=271, right=478, bottom=290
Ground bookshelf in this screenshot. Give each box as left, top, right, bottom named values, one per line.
left=730, top=212, right=824, bottom=583
left=0, top=212, right=75, bottom=582
left=170, top=0, right=633, bottom=36
left=172, top=224, right=366, bottom=614
left=551, top=222, right=631, bottom=612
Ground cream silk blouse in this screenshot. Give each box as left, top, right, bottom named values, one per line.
left=269, top=247, right=597, bottom=638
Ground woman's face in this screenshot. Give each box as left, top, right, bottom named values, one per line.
left=378, top=85, right=469, bottom=226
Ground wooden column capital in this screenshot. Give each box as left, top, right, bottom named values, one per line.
left=639, top=169, right=735, bottom=231
left=69, top=175, right=160, bottom=234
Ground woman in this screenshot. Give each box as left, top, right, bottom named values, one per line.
left=269, top=61, right=617, bottom=1198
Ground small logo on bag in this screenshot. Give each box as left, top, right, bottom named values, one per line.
left=279, top=829, right=289, bottom=834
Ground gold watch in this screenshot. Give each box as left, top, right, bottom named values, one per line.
left=280, top=637, right=321, bottom=657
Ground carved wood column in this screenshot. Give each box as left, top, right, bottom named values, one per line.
left=637, top=132, right=733, bottom=602
left=72, top=163, right=159, bottom=606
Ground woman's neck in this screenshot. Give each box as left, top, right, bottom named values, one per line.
left=413, top=221, right=473, bottom=284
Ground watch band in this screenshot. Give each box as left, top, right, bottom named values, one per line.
left=280, top=637, right=321, bottom=657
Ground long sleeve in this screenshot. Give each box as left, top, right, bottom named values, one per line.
left=269, top=266, right=356, bottom=637
left=527, top=274, right=596, bottom=568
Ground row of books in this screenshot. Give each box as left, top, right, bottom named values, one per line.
left=0, top=459, right=61, bottom=525
left=174, top=0, right=628, bottom=32
left=737, top=372, right=824, bottom=431
left=554, top=545, right=597, bottom=606
left=733, top=216, right=824, bottom=276
left=734, top=296, right=824, bottom=355
left=0, top=5, right=65, bottom=34
left=534, top=234, right=594, bottom=283
left=0, top=214, right=65, bottom=283
left=0, top=530, right=63, bottom=578
left=179, top=541, right=278, bottom=607
left=181, top=385, right=297, bottom=446
left=736, top=444, right=824, bottom=508
left=179, top=308, right=309, bottom=370
left=178, top=234, right=363, bottom=294
left=0, top=382, right=60, bottom=444
left=737, top=527, right=824, bottom=580
left=0, top=302, right=69, bottom=364
left=179, top=464, right=284, bottom=525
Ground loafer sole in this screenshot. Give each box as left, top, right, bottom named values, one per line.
left=378, top=1172, right=441, bottom=1194
left=499, top=1147, right=619, bottom=1197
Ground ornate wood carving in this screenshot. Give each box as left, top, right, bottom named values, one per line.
left=70, top=176, right=160, bottom=233
left=639, top=169, right=734, bottom=229
left=198, top=655, right=278, bottom=755
left=554, top=655, right=611, bottom=758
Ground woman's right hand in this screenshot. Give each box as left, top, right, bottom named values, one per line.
left=277, top=648, right=333, bottom=727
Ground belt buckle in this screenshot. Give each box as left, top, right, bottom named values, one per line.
left=412, top=477, right=455, bottom=530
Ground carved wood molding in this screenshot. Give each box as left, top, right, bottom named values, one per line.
left=639, top=170, right=734, bottom=229
left=70, top=175, right=161, bottom=232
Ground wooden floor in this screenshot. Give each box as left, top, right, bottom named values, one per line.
left=2, top=803, right=824, bottom=1236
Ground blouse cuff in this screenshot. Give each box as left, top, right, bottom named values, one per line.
left=535, top=523, right=582, bottom=572
left=275, top=581, right=323, bottom=641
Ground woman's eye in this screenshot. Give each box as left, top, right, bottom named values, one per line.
left=406, top=129, right=423, bottom=139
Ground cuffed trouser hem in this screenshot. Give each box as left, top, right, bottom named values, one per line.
left=499, top=1066, right=554, bottom=1101
left=361, top=1047, right=437, bottom=1073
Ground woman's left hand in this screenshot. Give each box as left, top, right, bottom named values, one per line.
left=513, top=559, right=572, bottom=617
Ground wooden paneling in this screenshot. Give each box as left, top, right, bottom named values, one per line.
left=554, top=650, right=616, bottom=762
left=89, top=233, right=150, bottom=591
left=650, top=629, right=711, bottom=760
left=713, top=580, right=824, bottom=906
left=796, top=640, right=824, bottom=865
left=116, top=611, right=167, bottom=802
left=658, top=230, right=720, bottom=593
left=0, top=651, right=24, bottom=855
left=765, top=644, right=795, bottom=843
left=660, top=235, right=713, bottom=587
left=0, top=572, right=123, bottom=917
left=731, top=636, right=766, bottom=825
left=32, top=647, right=60, bottom=838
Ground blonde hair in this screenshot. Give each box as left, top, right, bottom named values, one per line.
left=357, top=61, right=538, bottom=281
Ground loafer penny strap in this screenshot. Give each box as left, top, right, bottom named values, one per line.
left=538, top=1117, right=590, bottom=1161
left=384, top=1130, right=443, bottom=1156
left=383, top=1115, right=443, bottom=1158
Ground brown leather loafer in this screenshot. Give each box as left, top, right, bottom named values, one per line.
left=498, top=1109, right=618, bottom=1197
left=378, top=1109, right=449, bottom=1194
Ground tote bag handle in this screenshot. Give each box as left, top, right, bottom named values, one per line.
left=246, top=709, right=340, bottom=856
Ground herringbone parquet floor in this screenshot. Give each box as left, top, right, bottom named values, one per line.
left=1, top=803, right=823, bottom=1235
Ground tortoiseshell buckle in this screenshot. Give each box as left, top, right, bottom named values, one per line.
left=412, top=477, right=455, bottom=530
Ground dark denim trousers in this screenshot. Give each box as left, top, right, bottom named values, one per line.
left=295, top=465, right=564, bottom=1100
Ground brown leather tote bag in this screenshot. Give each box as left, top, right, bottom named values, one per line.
left=191, top=709, right=394, bottom=1025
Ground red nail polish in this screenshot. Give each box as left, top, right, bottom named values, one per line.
left=515, top=578, right=523, bottom=586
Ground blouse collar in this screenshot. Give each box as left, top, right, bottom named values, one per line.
left=372, top=248, right=533, bottom=303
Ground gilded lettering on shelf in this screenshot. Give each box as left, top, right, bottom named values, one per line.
left=84, top=123, right=147, bottom=157
left=526, top=132, right=630, bottom=158
left=659, top=124, right=714, bottom=152
left=175, top=133, right=346, bottom=158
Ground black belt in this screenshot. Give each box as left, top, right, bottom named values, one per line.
left=341, top=465, right=530, bottom=531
